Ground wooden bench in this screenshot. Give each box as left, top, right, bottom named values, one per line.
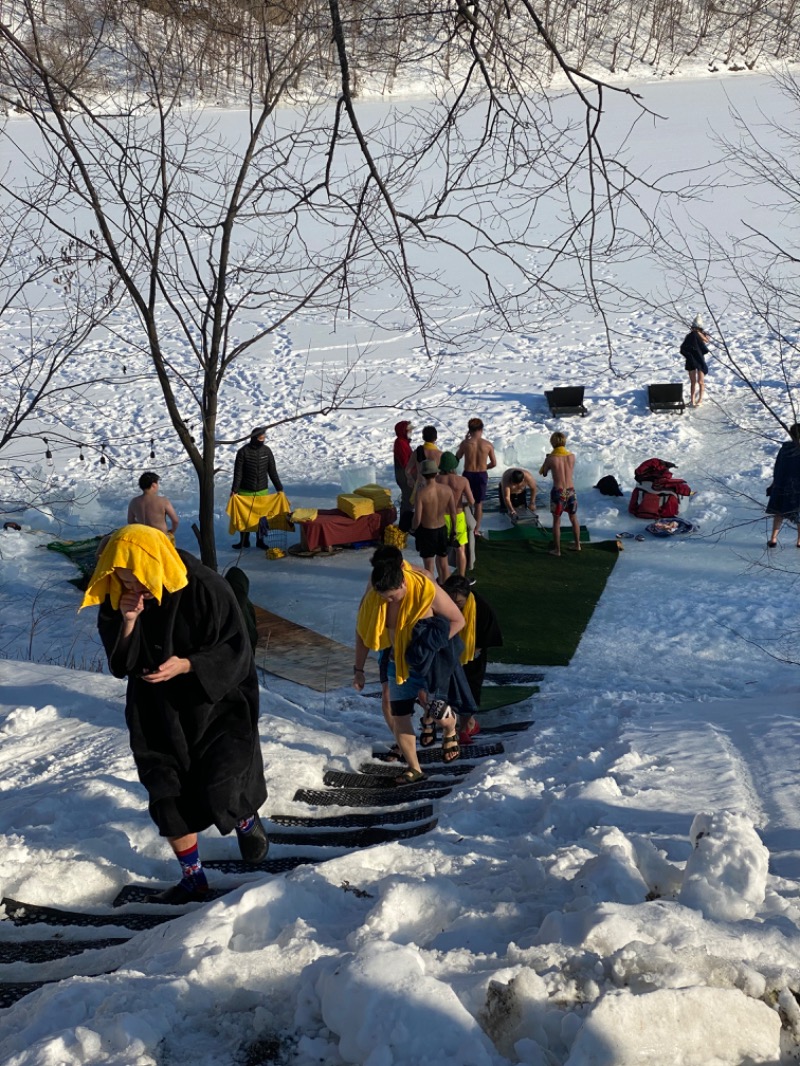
left=647, top=383, right=686, bottom=414
left=545, top=386, right=587, bottom=417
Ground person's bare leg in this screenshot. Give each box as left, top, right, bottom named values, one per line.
left=474, top=501, right=484, bottom=535
left=697, top=371, right=705, bottom=406
left=169, top=833, right=198, bottom=855
left=569, top=511, right=581, bottom=551
left=769, top=517, right=782, bottom=547
left=549, top=516, right=561, bottom=556
left=380, top=683, right=395, bottom=740
left=394, top=715, right=421, bottom=775
left=436, top=554, right=450, bottom=583
left=456, top=545, right=469, bottom=579
left=422, top=555, right=435, bottom=577
left=689, top=370, right=698, bottom=406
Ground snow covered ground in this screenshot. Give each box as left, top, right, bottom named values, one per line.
left=0, top=73, right=800, bottom=1064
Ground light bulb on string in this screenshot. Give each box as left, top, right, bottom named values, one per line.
left=78, top=443, right=85, bottom=461
left=150, top=438, right=155, bottom=459
left=43, top=438, right=52, bottom=462
left=100, top=444, right=107, bottom=466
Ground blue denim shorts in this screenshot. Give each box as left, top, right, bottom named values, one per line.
left=379, top=649, right=426, bottom=717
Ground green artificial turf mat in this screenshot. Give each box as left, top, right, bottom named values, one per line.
left=478, top=684, right=538, bottom=711
left=47, top=536, right=106, bottom=590
left=475, top=535, right=618, bottom=666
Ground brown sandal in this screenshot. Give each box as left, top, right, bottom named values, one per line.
left=441, top=733, right=460, bottom=763
left=394, top=768, right=426, bottom=786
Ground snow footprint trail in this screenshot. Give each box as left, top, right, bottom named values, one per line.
left=617, top=692, right=800, bottom=877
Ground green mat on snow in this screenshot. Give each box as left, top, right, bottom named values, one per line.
left=478, top=684, right=539, bottom=711
left=475, top=532, right=618, bottom=666
left=47, top=536, right=105, bottom=590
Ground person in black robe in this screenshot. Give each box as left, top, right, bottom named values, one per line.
left=82, top=524, right=268, bottom=904
left=767, top=424, right=800, bottom=548
left=442, top=575, right=503, bottom=742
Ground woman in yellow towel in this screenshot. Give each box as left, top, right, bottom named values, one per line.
left=353, top=545, right=465, bottom=784
left=81, top=525, right=268, bottom=904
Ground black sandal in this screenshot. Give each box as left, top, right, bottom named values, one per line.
left=383, top=744, right=406, bottom=763
left=394, top=768, right=426, bottom=786
left=419, top=720, right=437, bottom=747
left=441, top=733, right=460, bottom=763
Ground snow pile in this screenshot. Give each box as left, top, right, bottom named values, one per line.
left=679, top=810, right=769, bottom=921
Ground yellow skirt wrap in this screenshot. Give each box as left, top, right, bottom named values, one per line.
left=227, top=492, right=292, bottom=534
left=459, top=592, right=476, bottom=664
left=356, top=563, right=435, bottom=685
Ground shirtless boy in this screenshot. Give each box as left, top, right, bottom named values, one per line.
left=539, top=432, right=579, bottom=556
left=127, top=472, right=180, bottom=538
left=500, top=467, right=537, bottom=522
left=455, top=418, right=497, bottom=537
left=437, top=452, right=475, bottom=577
left=412, top=459, right=456, bottom=583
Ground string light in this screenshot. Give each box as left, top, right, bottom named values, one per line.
left=99, top=444, right=107, bottom=465
left=150, top=438, right=155, bottom=459
left=43, top=437, right=52, bottom=461
left=78, top=443, right=85, bottom=461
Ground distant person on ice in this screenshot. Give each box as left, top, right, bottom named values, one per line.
left=680, top=315, right=710, bottom=408
left=127, top=472, right=180, bottom=539
left=81, top=524, right=268, bottom=904
left=766, top=423, right=800, bottom=548
left=540, top=431, right=580, bottom=557
left=230, top=427, right=283, bottom=549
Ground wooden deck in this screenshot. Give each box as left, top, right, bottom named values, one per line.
left=253, top=605, right=378, bottom=692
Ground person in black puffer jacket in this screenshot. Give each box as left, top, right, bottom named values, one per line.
left=230, top=427, right=283, bottom=548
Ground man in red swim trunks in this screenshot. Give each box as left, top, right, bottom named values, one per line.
left=539, top=431, right=580, bottom=557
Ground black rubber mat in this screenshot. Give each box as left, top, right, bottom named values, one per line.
left=486, top=672, right=544, bottom=684
left=369, top=741, right=505, bottom=766
left=0, top=981, right=51, bottom=1008
left=203, top=856, right=317, bottom=875
left=294, top=785, right=452, bottom=807
left=0, top=938, right=129, bottom=965
left=1, top=897, right=172, bottom=930
left=268, top=819, right=437, bottom=848
left=112, top=884, right=233, bottom=908
left=268, top=804, right=434, bottom=828
left=476, top=719, right=535, bottom=735
left=323, top=767, right=467, bottom=789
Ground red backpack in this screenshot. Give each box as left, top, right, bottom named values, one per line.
left=628, top=458, right=691, bottom=519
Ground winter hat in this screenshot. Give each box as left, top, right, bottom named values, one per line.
left=420, top=459, right=439, bottom=477
left=439, top=452, right=459, bottom=473
left=250, top=426, right=267, bottom=440
left=691, top=315, right=704, bottom=329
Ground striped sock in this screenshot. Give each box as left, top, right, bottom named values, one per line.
left=175, top=842, right=208, bottom=889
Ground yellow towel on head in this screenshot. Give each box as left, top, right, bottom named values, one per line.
left=459, top=592, right=476, bottom=664
left=356, top=562, right=435, bottom=684
left=79, top=524, right=188, bottom=610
